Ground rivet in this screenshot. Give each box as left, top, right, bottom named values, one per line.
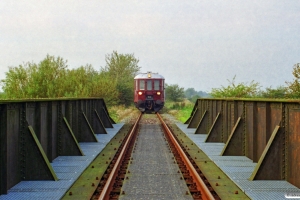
left=186, top=191, right=189, bottom=195
left=218, top=176, right=220, bottom=179
left=122, top=191, right=125, bottom=195
left=92, top=183, right=95, bottom=186
left=96, top=177, right=99, bottom=180
left=235, top=191, right=238, bottom=194
left=69, top=192, right=72, bottom=195
left=92, top=166, right=94, bottom=168
left=216, top=183, right=219, bottom=186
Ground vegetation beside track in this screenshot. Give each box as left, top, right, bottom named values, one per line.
left=163, top=99, right=194, bottom=123
left=108, top=105, right=140, bottom=123
left=107, top=99, right=194, bottom=124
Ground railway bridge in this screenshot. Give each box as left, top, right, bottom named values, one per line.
left=0, top=97, right=299, bottom=199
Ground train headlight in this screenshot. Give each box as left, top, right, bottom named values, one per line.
left=138, top=91, right=143, bottom=95
left=157, top=91, right=161, bottom=95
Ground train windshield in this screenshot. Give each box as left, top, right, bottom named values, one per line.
left=140, top=80, right=145, bottom=90
left=147, top=80, right=152, bottom=90
left=154, top=80, right=159, bottom=90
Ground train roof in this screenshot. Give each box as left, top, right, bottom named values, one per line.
left=134, top=72, right=165, bottom=79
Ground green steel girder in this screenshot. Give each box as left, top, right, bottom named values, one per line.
left=220, top=117, right=244, bottom=156
left=249, top=125, right=283, bottom=180
left=60, top=117, right=84, bottom=156
left=81, top=112, right=98, bottom=142
left=205, top=112, right=222, bottom=143
left=27, top=126, right=58, bottom=180
left=187, top=108, right=201, bottom=128
left=194, top=110, right=208, bottom=134
left=94, top=110, right=108, bottom=134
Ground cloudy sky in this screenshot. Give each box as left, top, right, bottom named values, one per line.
left=1, top=1, right=299, bottom=92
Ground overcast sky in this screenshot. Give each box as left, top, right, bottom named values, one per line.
left=1, top=1, right=299, bottom=92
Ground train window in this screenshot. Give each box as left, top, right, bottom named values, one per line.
left=140, top=80, right=145, bottom=90
left=154, top=80, right=159, bottom=90
left=147, top=80, right=152, bottom=90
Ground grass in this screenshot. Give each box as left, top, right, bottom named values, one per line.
left=163, top=99, right=194, bottom=123
left=107, top=105, right=140, bottom=123
left=107, top=99, right=195, bottom=123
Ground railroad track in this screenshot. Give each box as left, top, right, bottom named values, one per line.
left=89, top=113, right=218, bottom=200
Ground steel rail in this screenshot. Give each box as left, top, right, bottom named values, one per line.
left=157, top=113, right=215, bottom=200
left=98, top=113, right=142, bottom=200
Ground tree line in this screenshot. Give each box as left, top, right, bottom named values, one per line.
left=160, top=63, right=300, bottom=101
left=1, top=52, right=300, bottom=106
left=0, top=51, right=140, bottom=106
left=210, top=63, right=300, bottom=99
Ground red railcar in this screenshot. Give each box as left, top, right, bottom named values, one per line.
left=134, top=72, right=165, bottom=113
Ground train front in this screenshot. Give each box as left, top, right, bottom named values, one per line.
left=134, top=72, right=165, bottom=113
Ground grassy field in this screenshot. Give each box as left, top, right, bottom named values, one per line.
left=107, top=99, right=195, bottom=123
left=163, top=99, right=194, bottom=123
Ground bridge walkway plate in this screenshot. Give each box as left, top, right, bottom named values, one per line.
left=176, top=123, right=300, bottom=200
left=0, top=123, right=124, bottom=200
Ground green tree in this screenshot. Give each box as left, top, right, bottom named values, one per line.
left=101, top=51, right=141, bottom=106
left=90, top=72, right=119, bottom=106
left=2, top=55, right=68, bottom=98
left=210, top=76, right=260, bottom=98
left=63, top=65, right=96, bottom=97
left=286, top=63, right=300, bottom=98
left=258, top=86, right=286, bottom=98
left=184, top=88, right=197, bottom=98
left=189, top=94, right=201, bottom=103
left=165, top=84, right=185, bottom=102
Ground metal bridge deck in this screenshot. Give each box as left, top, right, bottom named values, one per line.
left=176, top=123, right=300, bottom=200
left=0, top=123, right=124, bottom=200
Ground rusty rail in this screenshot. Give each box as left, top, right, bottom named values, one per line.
left=98, top=113, right=142, bottom=200
left=157, top=113, right=215, bottom=200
